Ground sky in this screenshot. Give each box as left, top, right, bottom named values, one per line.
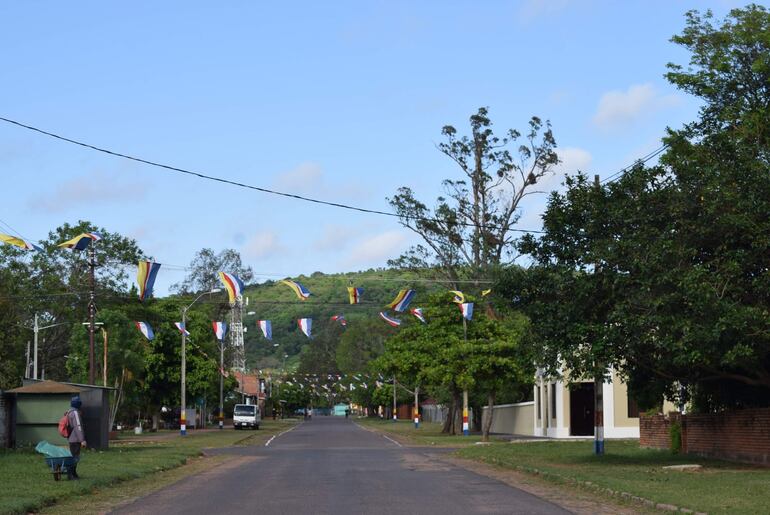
left=0, top=0, right=745, bottom=294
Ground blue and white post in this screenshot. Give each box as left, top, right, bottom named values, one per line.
left=594, top=377, right=604, bottom=455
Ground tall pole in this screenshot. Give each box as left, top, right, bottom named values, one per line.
left=181, top=307, right=187, bottom=436
left=33, top=313, right=39, bottom=380
left=414, top=386, right=420, bottom=429
left=392, top=375, right=397, bottom=422
left=593, top=174, right=605, bottom=455
left=102, top=328, right=108, bottom=387
left=462, top=317, right=469, bottom=436
left=219, top=340, right=224, bottom=430
left=88, top=244, right=96, bottom=385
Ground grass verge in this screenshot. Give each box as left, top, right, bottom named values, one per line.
left=457, top=440, right=770, bottom=514
left=356, top=418, right=488, bottom=447
left=0, top=420, right=295, bottom=514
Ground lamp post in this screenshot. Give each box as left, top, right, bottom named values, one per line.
left=181, top=288, right=221, bottom=436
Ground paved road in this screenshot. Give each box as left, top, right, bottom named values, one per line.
left=112, top=417, right=569, bottom=515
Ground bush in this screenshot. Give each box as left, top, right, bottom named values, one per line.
left=670, top=420, right=682, bottom=454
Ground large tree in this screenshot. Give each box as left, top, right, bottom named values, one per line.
left=517, top=5, right=770, bottom=411
left=388, top=107, right=559, bottom=285
left=172, top=248, right=254, bottom=294
left=374, top=293, right=532, bottom=437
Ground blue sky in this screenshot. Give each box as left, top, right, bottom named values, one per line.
left=0, top=1, right=744, bottom=294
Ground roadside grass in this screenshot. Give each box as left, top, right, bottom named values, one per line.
left=458, top=440, right=770, bottom=515
left=0, top=419, right=295, bottom=515
left=356, top=418, right=489, bottom=447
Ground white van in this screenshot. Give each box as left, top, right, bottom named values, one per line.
left=233, top=404, right=261, bottom=430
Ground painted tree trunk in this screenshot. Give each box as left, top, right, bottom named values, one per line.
left=482, top=392, right=496, bottom=442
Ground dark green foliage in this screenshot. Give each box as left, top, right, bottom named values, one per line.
left=514, top=5, right=770, bottom=411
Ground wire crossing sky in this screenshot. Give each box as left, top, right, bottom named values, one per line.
left=0, top=1, right=734, bottom=295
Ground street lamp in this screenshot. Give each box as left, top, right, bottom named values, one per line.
left=181, top=288, right=221, bottom=436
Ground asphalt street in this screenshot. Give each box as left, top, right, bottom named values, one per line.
left=111, top=417, right=570, bottom=515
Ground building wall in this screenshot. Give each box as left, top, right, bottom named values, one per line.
left=15, top=394, right=71, bottom=446
left=534, top=370, right=640, bottom=439
left=0, top=392, right=8, bottom=447
left=481, top=402, right=534, bottom=436
left=640, top=409, right=770, bottom=466
left=612, top=372, right=638, bottom=428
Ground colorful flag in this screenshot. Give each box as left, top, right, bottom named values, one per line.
left=174, top=322, right=190, bottom=336
left=58, top=232, right=102, bottom=251
left=481, top=289, right=492, bottom=297
left=212, top=321, right=228, bottom=341
left=347, top=286, right=363, bottom=304
left=331, top=315, right=347, bottom=327
left=258, top=320, right=272, bottom=340
left=379, top=312, right=402, bottom=327
left=0, top=233, right=41, bottom=251
left=450, top=290, right=465, bottom=304
left=137, top=261, right=161, bottom=301
left=218, top=272, right=245, bottom=305
left=460, top=302, right=474, bottom=321
left=410, top=308, right=427, bottom=324
left=281, top=280, right=311, bottom=300
left=387, top=289, right=416, bottom=312
left=134, top=321, right=154, bottom=341
left=298, top=318, right=312, bottom=338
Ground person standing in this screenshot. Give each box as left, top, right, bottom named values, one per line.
left=66, top=395, right=86, bottom=479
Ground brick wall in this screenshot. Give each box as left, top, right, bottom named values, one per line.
left=640, top=408, right=770, bottom=466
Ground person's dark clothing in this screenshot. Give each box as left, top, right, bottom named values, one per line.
left=66, top=395, right=85, bottom=479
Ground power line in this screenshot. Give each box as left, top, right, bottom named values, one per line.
left=601, top=144, right=669, bottom=184
left=0, top=116, right=546, bottom=234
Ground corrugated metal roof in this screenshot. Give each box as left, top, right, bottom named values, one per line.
left=8, top=380, right=82, bottom=394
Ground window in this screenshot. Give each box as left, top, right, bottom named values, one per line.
left=550, top=383, right=557, bottom=418
left=627, top=397, right=639, bottom=418
left=536, top=386, right=541, bottom=419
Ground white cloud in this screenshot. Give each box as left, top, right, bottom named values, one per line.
left=273, top=162, right=323, bottom=195
left=32, top=170, right=148, bottom=213
left=593, top=83, right=680, bottom=130
left=273, top=161, right=370, bottom=201
left=313, top=224, right=358, bottom=252
left=344, top=230, right=408, bottom=266
left=517, top=0, right=570, bottom=23
left=242, top=230, right=284, bottom=259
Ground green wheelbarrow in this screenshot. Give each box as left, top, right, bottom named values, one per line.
left=35, top=441, right=80, bottom=481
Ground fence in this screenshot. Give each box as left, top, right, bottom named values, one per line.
left=481, top=401, right=535, bottom=436
left=640, top=408, right=770, bottom=466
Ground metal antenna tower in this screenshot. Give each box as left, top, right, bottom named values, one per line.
left=229, top=297, right=246, bottom=371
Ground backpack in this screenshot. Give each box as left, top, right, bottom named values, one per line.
left=58, top=410, right=71, bottom=438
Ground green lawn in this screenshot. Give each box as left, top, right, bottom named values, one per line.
left=356, top=418, right=490, bottom=446
left=458, top=440, right=770, bottom=515
left=0, top=420, right=295, bottom=515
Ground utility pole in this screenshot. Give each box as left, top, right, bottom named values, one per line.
left=462, top=317, right=469, bottom=436
left=219, top=338, right=224, bottom=430
left=392, top=375, right=397, bottom=422
left=102, top=328, right=108, bottom=387
left=33, top=313, right=39, bottom=380
left=593, top=174, right=605, bottom=456
left=88, top=243, right=96, bottom=385
left=180, top=288, right=221, bottom=436
left=414, top=386, right=420, bottom=429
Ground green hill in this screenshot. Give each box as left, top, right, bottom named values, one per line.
left=240, top=269, right=449, bottom=370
